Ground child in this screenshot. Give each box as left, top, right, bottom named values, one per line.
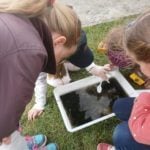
left=98, top=26, right=134, bottom=69
left=97, top=11, right=150, bottom=150
left=98, top=26, right=150, bottom=89
left=28, top=17, right=112, bottom=120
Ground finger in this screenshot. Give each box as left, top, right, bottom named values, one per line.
left=106, top=67, right=112, bottom=71
left=29, top=113, right=34, bottom=121
left=32, top=113, right=37, bottom=120
left=28, top=113, right=31, bottom=121
left=28, top=112, right=30, bottom=120
left=98, top=73, right=108, bottom=80
left=28, top=111, right=33, bottom=121
left=104, top=64, right=116, bottom=70
left=2, top=137, right=11, bottom=145
left=103, top=65, right=112, bottom=71
left=38, top=111, right=43, bottom=116
left=101, top=70, right=108, bottom=74
left=28, top=115, right=30, bottom=121
left=30, top=114, right=34, bottom=121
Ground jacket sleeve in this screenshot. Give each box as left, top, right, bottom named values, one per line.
left=129, top=92, right=150, bottom=145
left=0, top=49, right=46, bottom=140
left=33, top=72, right=47, bottom=110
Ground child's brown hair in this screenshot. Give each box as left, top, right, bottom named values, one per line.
left=104, top=26, right=133, bottom=68
left=105, top=26, right=124, bottom=51
left=123, top=11, right=150, bottom=63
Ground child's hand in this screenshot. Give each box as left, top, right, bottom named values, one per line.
left=103, top=64, right=115, bottom=71
left=2, top=136, right=11, bottom=145
left=88, top=63, right=113, bottom=80
left=28, top=108, right=43, bottom=121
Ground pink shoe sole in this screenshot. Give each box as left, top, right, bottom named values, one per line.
left=97, top=143, right=113, bottom=150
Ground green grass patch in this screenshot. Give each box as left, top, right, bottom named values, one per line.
left=21, top=16, right=136, bottom=150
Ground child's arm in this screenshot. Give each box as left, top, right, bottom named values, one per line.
left=28, top=72, right=47, bottom=120
left=129, top=92, right=150, bottom=145
left=86, top=62, right=112, bottom=80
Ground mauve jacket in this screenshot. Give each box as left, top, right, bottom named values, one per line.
left=0, top=13, right=56, bottom=140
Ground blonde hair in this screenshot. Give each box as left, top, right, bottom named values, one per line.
left=0, top=0, right=81, bottom=47
left=45, top=2, right=81, bottom=47
left=0, top=0, right=49, bottom=17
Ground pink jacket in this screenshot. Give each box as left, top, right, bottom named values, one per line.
left=129, top=92, right=150, bottom=145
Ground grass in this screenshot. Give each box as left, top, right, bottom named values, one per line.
left=21, top=16, right=136, bottom=150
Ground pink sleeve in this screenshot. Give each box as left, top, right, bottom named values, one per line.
left=129, top=92, right=150, bottom=145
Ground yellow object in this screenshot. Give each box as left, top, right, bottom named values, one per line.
left=129, top=73, right=145, bottom=86
left=97, top=42, right=107, bottom=53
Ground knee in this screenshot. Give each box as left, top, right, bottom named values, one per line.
left=113, top=97, right=132, bottom=113
left=113, top=97, right=134, bottom=121
left=112, top=98, right=125, bottom=119
left=112, top=98, right=122, bottom=114
left=113, top=122, right=133, bottom=146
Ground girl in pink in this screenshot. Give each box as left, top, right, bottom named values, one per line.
left=98, top=11, right=150, bottom=150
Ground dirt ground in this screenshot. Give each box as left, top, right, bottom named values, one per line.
left=59, top=0, right=150, bottom=26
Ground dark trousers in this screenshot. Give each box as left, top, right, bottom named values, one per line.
left=112, top=98, right=150, bottom=150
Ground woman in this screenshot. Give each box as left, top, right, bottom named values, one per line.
left=0, top=0, right=81, bottom=149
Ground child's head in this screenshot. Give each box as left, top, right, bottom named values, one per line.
left=45, top=2, right=81, bottom=64
left=123, top=12, right=150, bottom=77
left=104, top=26, right=133, bottom=68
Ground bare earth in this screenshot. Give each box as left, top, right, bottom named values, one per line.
left=59, top=0, right=150, bottom=26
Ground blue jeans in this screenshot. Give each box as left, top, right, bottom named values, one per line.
left=112, top=98, right=150, bottom=150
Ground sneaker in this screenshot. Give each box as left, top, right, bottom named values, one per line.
left=97, top=143, right=114, bottom=150
left=47, top=74, right=71, bottom=87
left=41, top=143, right=58, bottom=150
left=47, top=63, right=71, bottom=87
left=25, top=134, right=47, bottom=150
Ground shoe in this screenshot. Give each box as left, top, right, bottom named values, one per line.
left=25, top=134, right=47, bottom=150
left=47, top=63, right=71, bottom=87
left=41, top=143, right=58, bottom=150
left=47, top=74, right=71, bottom=87
left=97, top=143, right=114, bottom=150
